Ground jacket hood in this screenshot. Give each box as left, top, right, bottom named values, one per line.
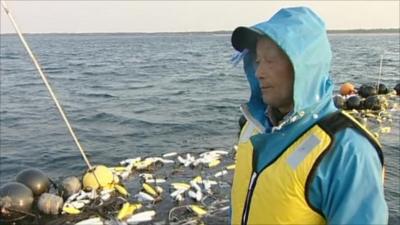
left=231, top=7, right=334, bottom=130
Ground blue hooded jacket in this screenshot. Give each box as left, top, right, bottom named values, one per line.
left=231, top=7, right=388, bottom=224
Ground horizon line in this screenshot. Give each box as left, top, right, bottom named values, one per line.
left=1, top=28, right=399, bottom=35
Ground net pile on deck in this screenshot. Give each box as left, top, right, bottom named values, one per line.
left=0, top=148, right=236, bottom=225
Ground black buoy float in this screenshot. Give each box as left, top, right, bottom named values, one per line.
left=0, top=182, right=34, bottom=221
left=377, top=83, right=389, bottom=95
left=358, top=84, right=378, bottom=98
left=16, top=168, right=50, bottom=196
left=394, top=83, right=400, bottom=96
left=346, top=96, right=362, bottom=110
left=333, top=95, right=346, bottom=109
left=364, top=96, right=382, bottom=110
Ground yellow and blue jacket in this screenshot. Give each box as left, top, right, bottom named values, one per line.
left=230, top=7, right=388, bottom=224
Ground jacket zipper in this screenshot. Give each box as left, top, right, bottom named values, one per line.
left=239, top=104, right=262, bottom=225
left=242, top=171, right=258, bottom=225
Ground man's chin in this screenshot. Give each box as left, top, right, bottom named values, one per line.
left=261, top=96, right=273, bottom=106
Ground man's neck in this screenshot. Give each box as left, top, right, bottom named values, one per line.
left=268, top=107, right=286, bottom=126
left=268, top=105, right=294, bottom=126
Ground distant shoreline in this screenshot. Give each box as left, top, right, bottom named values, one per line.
left=1, top=28, right=399, bottom=36
left=327, top=28, right=399, bottom=34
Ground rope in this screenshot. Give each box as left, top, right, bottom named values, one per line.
left=1, top=1, right=93, bottom=169
left=377, top=52, right=385, bottom=89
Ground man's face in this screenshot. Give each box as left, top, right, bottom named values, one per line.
left=255, top=37, right=294, bottom=113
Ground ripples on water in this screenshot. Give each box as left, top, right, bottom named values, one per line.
left=1, top=33, right=399, bottom=223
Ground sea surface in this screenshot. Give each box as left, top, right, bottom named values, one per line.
left=1, top=32, right=399, bottom=223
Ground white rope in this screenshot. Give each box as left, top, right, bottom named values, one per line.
left=1, top=1, right=93, bottom=169
left=377, top=52, right=384, bottom=89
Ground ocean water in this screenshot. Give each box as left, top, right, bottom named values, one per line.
left=0, top=32, right=399, bottom=223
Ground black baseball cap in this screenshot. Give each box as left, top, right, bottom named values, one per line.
left=231, top=26, right=264, bottom=52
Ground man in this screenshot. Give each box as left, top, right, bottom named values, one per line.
left=230, top=7, right=388, bottom=224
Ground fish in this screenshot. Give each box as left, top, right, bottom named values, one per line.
left=68, top=200, right=86, bottom=209
left=171, top=182, right=191, bottom=190
left=101, top=192, right=111, bottom=201
left=191, top=176, right=202, bottom=184
left=163, top=152, right=178, bottom=158
left=145, top=178, right=166, bottom=184
left=115, top=184, right=129, bottom=196
left=117, top=202, right=142, bottom=220
left=208, top=159, right=221, bottom=168
left=75, top=217, right=104, bottom=225
left=135, top=191, right=154, bottom=202
left=188, top=190, right=202, bottom=202
left=120, top=157, right=141, bottom=166
left=226, top=164, right=236, bottom=170
left=170, top=189, right=186, bottom=198
left=189, top=205, right=207, bottom=217
left=170, top=189, right=186, bottom=201
left=62, top=204, right=81, bottom=214
left=142, top=183, right=159, bottom=197
left=126, top=210, right=156, bottom=224
left=214, top=170, right=228, bottom=178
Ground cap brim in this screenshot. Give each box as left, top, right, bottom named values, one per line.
left=231, top=27, right=263, bottom=52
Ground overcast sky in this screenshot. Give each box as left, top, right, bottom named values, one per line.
left=1, top=1, right=399, bottom=34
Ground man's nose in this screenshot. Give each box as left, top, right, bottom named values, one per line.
left=256, top=65, right=267, bottom=80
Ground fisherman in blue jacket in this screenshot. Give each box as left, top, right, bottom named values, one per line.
left=230, top=7, right=388, bottom=224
